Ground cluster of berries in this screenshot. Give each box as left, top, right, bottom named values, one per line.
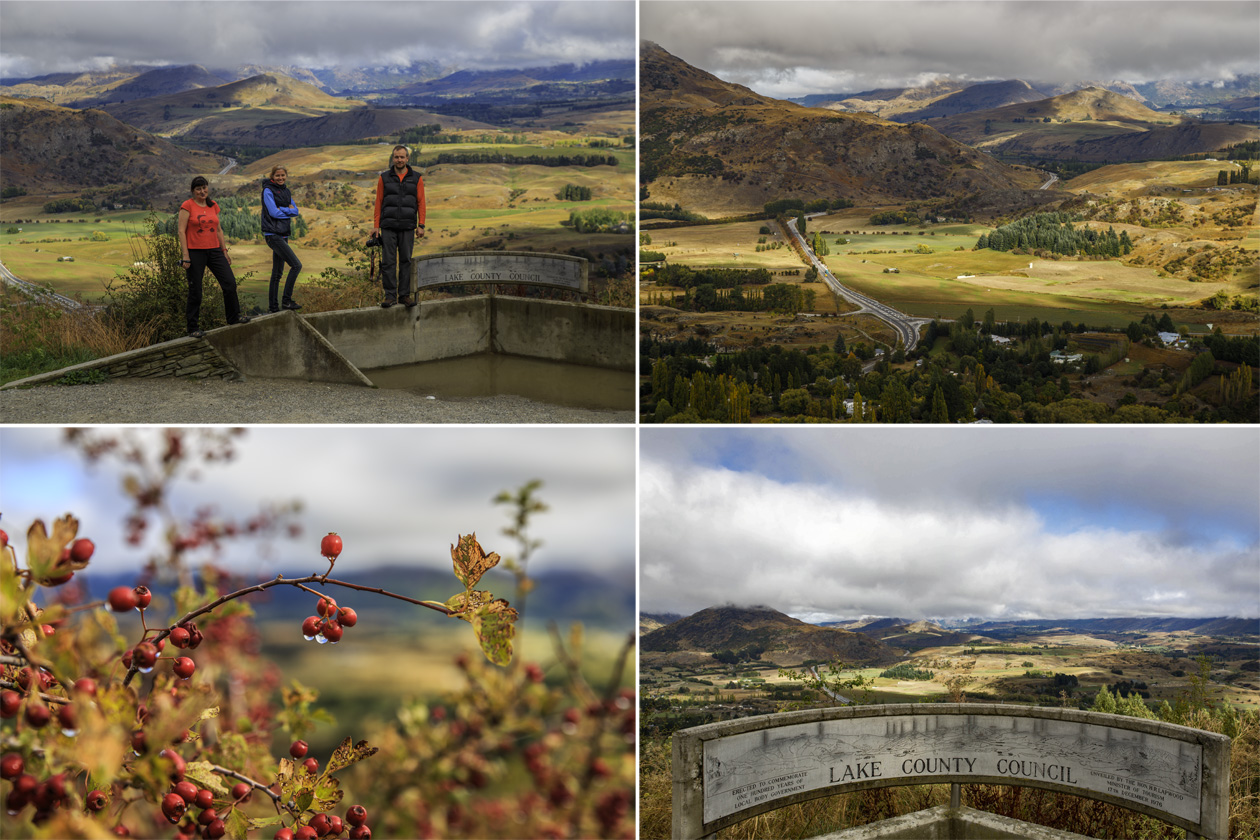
left=1, top=754, right=72, bottom=825
left=159, top=777, right=253, bottom=839
left=301, top=596, right=357, bottom=645
left=274, top=803, right=371, bottom=839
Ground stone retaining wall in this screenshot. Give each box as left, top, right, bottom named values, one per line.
left=2, top=336, right=239, bottom=390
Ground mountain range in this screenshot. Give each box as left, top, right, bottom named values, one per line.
left=640, top=41, right=1039, bottom=216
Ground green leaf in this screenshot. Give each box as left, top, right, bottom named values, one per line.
left=295, top=789, right=314, bottom=812
left=224, top=805, right=250, bottom=840
left=183, top=761, right=228, bottom=796
left=325, top=737, right=378, bottom=775
left=446, top=593, right=518, bottom=666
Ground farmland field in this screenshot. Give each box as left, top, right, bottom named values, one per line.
left=1, top=135, right=634, bottom=305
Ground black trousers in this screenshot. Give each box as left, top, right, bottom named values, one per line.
left=380, top=227, right=415, bottom=301
left=265, top=235, right=302, bottom=309
left=186, top=248, right=242, bottom=332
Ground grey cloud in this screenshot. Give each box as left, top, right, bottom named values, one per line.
left=642, top=1, right=1260, bottom=97
left=0, top=1, right=634, bottom=78
left=640, top=429, right=1260, bottom=621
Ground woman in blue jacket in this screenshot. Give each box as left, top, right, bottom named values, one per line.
left=260, top=165, right=302, bottom=312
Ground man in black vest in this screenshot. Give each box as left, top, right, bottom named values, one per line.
left=372, top=145, right=427, bottom=307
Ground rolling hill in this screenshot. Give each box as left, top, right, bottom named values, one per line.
left=101, top=73, right=365, bottom=134
left=72, top=64, right=232, bottom=107
left=930, top=87, right=1259, bottom=161
left=0, top=95, right=223, bottom=193
left=639, top=42, right=1037, bottom=215
left=641, top=604, right=901, bottom=667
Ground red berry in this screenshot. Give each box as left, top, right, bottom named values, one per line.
left=108, top=586, right=138, bottom=612
left=525, top=663, right=544, bottom=683
left=295, top=828, right=318, bottom=840
left=133, top=585, right=152, bottom=609
left=173, top=781, right=198, bottom=805
left=0, top=690, right=19, bottom=717
left=345, top=805, right=367, bottom=826
left=231, top=782, right=250, bottom=801
left=112, top=826, right=130, bottom=837
left=25, top=702, right=51, bottom=728
left=133, top=642, right=158, bottom=669
left=194, top=789, right=214, bottom=810
left=198, top=806, right=217, bottom=825
left=87, top=789, right=108, bottom=811
left=57, top=702, right=77, bottom=731
left=309, top=814, right=331, bottom=836
left=301, top=616, right=322, bottom=638
left=336, top=607, right=357, bottom=628
left=1, top=753, right=23, bottom=779
left=0, top=529, right=7, bottom=548
left=320, top=533, right=343, bottom=560
left=205, top=818, right=226, bottom=839
left=275, top=830, right=295, bottom=840
left=170, top=627, right=191, bottom=648
left=348, top=826, right=371, bottom=840
left=74, top=677, right=98, bottom=696
left=173, top=657, right=196, bottom=679
left=130, top=730, right=147, bottom=754
left=43, top=571, right=74, bottom=585
left=316, top=597, right=337, bottom=617
left=319, top=621, right=343, bottom=643
left=328, top=815, right=343, bottom=835
left=289, top=740, right=308, bottom=759
left=303, top=757, right=319, bottom=775
left=162, top=792, right=187, bottom=823
left=70, top=538, right=95, bottom=563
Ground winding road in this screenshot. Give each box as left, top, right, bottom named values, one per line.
left=0, top=256, right=81, bottom=310
left=782, top=214, right=929, bottom=354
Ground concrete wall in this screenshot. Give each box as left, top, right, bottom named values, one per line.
left=205, top=311, right=372, bottom=386
left=302, top=297, right=490, bottom=370
left=494, top=297, right=634, bottom=370
left=304, top=295, right=633, bottom=372
left=816, top=806, right=1095, bottom=840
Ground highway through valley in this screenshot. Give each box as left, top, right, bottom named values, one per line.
left=782, top=215, right=929, bottom=354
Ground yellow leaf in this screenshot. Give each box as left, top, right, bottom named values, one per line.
left=449, top=533, right=500, bottom=589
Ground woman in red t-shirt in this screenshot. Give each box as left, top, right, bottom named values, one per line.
left=178, top=176, right=250, bottom=338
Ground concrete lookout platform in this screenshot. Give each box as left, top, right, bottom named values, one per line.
left=1, top=294, right=634, bottom=392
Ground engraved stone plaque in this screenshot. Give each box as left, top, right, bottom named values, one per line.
left=415, top=251, right=587, bottom=293
left=701, top=713, right=1204, bottom=824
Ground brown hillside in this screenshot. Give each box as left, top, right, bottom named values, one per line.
left=895, top=80, right=1050, bottom=122
left=640, top=42, right=1035, bottom=215
left=73, top=65, right=231, bottom=107
left=103, top=73, right=364, bottom=131
left=211, top=108, right=495, bottom=148
left=641, top=604, right=901, bottom=667
left=0, top=95, right=222, bottom=193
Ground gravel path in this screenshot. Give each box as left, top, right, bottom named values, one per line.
left=0, top=377, right=635, bottom=424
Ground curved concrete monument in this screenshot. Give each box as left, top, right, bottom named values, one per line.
left=672, top=704, right=1230, bottom=839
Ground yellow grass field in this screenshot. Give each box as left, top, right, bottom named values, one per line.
left=1, top=135, right=634, bottom=303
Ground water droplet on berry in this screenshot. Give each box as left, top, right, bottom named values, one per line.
left=139, top=665, right=154, bottom=674
left=303, top=633, right=315, bottom=642
left=61, top=727, right=78, bottom=737
left=316, top=634, right=329, bottom=645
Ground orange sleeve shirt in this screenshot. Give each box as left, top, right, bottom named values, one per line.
left=181, top=199, right=222, bottom=249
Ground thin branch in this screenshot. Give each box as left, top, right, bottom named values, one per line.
left=0, top=679, right=72, bottom=705
left=123, top=574, right=453, bottom=686
left=209, top=764, right=289, bottom=815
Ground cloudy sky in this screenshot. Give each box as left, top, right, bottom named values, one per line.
left=1, top=426, right=634, bottom=582
left=642, top=1, right=1260, bottom=99
left=641, top=428, right=1260, bottom=622
left=0, top=0, right=634, bottom=79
